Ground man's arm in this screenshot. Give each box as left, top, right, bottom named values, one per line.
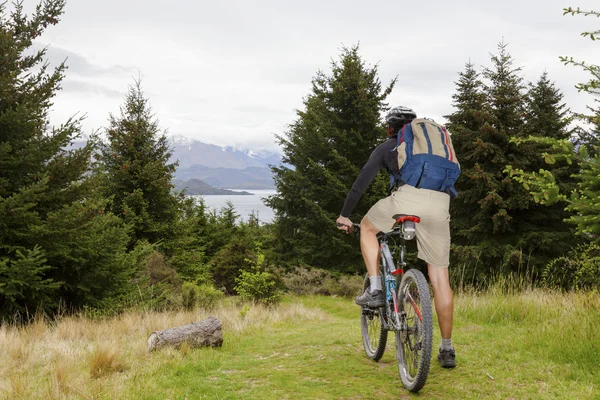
left=339, top=147, right=385, bottom=218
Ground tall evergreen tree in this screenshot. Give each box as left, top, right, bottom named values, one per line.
left=508, top=7, right=600, bottom=248
left=266, top=46, right=394, bottom=272
left=525, top=72, right=572, bottom=140
left=446, top=44, right=528, bottom=272
left=523, top=72, right=578, bottom=209
left=0, top=0, right=143, bottom=318
left=445, top=61, right=490, bottom=261
left=447, top=43, right=575, bottom=278
left=98, top=81, right=181, bottom=255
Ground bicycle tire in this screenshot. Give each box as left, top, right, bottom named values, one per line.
left=360, top=274, right=387, bottom=361
left=395, top=269, right=433, bottom=393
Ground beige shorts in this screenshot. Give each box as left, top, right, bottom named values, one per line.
left=365, top=185, right=451, bottom=268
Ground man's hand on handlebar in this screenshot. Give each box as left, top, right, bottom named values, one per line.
left=336, top=215, right=353, bottom=234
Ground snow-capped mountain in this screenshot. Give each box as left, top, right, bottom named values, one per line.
left=168, top=136, right=281, bottom=170
left=68, top=135, right=281, bottom=189
left=168, top=136, right=280, bottom=189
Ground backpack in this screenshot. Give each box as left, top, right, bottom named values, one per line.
left=390, top=118, right=460, bottom=197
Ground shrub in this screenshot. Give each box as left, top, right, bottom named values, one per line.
left=543, top=244, right=600, bottom=290
left=181, top=282, right=224, bottom=310
left=334, top=275, right=364, bottom=298
left=234, top=247, right=280, bottom=305
left=282, top=267, right=333, bottom=295
left=181, top=282, right=199, bottom=310
left=209, top=237, right=254, bottom=294
left=282, top=267, right=364, bottom=298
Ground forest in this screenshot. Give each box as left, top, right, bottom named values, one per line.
left=1, top=1, right=599, bottom=321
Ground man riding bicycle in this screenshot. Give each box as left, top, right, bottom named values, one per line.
left=336, top=106, right=457, bottom=368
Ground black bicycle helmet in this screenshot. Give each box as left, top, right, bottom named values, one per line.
left=385, top=106, right=417, bottom=126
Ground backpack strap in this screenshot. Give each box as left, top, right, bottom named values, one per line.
left=417, top=122, right=433, bottom=154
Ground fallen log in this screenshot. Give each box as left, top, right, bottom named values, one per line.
left=148, top=316, right=223, bottom=352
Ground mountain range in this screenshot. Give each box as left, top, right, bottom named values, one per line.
left=69, top=135, right=281, bottom=190
left=172, top=179, right=253, bottom=196
left=169, top=136, right=280, bottom=189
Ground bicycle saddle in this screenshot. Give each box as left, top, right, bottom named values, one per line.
left=392, top=214, right=421, bottom=224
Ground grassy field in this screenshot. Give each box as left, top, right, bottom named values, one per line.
left=1, top=290, right=599, bottom=399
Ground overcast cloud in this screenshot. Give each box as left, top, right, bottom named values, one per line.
left=20, top=0, right=600, bottom=151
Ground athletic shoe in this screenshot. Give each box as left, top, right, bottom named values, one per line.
left=437, top=348, right=456, bottom=368
left=355, top=289, right=385, bottom=308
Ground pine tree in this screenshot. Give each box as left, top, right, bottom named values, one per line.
left=446, top=45, right=528, bottom=271
left=523, top=72, right=578, bottom=204
left=266, top=45, right=394, bottom=272
left=445, top=61, right=490, bottom=259
left=447, top=43, right=575, bottom=278
left=98, top=81, right=181, bottom=254
left=525, top=72, right=572, bottom=140
left=0, top=1, right=143, bottom=317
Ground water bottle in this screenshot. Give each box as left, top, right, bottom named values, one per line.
left=403, top=220, right=416, bottom=240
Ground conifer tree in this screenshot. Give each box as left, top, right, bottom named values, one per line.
left=525, top=72, right=572, bottom=141
left=447, top=43, right=576, bottom=277
left=0, top=0, right=143, bottom=317
left=511, top=7, right=600, bottom=245
left=445, top=61, right=489, bottom=259
left=446, top=45, right=528, bottom=271
left=98, top=81, right=181, bottom=254
left=266, top=45, right=394, bottom=272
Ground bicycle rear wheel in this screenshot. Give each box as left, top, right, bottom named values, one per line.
left=360, top=275, right=387, bottom=361
left=395, top=269, right=433, bottom=393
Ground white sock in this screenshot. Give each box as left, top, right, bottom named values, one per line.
left=440, top=338, right=453, bottom=351
left=369, top=275, right=382, bottom=292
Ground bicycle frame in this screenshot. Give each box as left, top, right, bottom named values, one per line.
left=378, top=228, right=410, bottom=332
left=351, top=216, right=421, bottom=332
left=356, top=215, right=432, bottom=393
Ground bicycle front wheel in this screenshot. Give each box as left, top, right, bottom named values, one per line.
left=395, top=269, right=433, bottom=393
left=360, top=275, right=387, bottom=361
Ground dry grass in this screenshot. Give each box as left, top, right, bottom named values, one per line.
left=0, top=299, right=325, bottom=399
left=89, top=345, right=128, bottom=378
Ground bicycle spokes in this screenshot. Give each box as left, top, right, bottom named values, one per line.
left=396, top=270, right=432, bottom=393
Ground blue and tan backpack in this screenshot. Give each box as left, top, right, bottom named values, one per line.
left=390, top=118, right=460, bottom=197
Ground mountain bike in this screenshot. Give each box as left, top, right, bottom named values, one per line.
left=347, top=215, right=433, bottom=393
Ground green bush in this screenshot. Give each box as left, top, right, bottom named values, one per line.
left=282, top=267, right=363, bottom=298
left=125, top=251, right=183, bottom=312
left=543, top=244, right=600, bottom=290
left=282, top=267, right=333, bottom=295
left=209, top=237, right=255, bottom=294
left=334, top=275, right=364, bottom=298
left=181, top=282, right=224, bottom=310
left=234, top=249, right=280, bottom=305
left=197, top=284, right=225, bottom=310
left=181, top=282, right=199, bottom=310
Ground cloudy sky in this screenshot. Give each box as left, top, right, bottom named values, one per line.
left=21, top=0, right=600, bottom=152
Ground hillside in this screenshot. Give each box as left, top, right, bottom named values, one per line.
left=173, top=165, right=274, bottom=189
left=169, top=136, right=281, bottom=170
left=1, top=292, right=598, bottom=399
left=173, top=178, right=253, bottom=195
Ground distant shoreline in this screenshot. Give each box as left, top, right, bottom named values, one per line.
left=199, top=190, right=254, bottom=196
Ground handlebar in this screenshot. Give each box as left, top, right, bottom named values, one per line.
left=337, top=222, right=360, bottom=234
left=337, top=219, right=417, bottom=241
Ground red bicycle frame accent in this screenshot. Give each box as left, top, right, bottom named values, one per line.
left=407, top=292, right=423, bottom=322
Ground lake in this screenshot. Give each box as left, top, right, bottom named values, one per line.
left=192, top=189, right=277, bottom=224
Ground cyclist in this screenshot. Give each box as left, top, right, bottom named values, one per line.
left=336, top=106, right=456, bottom=368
